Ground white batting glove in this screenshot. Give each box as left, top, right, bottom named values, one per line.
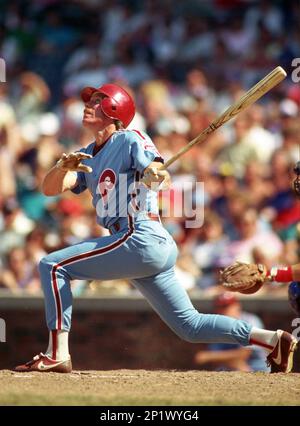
left=56, top=152, right=93, bottom=173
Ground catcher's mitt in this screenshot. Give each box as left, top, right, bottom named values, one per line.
left=220, top=261, right=268, bottom=294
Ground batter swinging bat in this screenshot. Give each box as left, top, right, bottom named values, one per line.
left=163, top=66, right=287, bottom=169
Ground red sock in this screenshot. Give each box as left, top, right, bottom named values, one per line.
left=51, top=330, right=57, bottom=360
left=249, top=337, right=274, bottom=351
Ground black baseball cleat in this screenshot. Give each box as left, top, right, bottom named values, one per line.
left=266, top=330, right=298, bottom=373
left=15, top=353, right=72, bottom=373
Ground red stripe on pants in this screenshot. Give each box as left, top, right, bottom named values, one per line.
left=51, top=216, right=134, bottom=329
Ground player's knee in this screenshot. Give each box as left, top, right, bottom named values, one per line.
left=180, top=331, right=200, bottom=343
left=39, top=255, right=54, bottom=275
left=174, top=325, right=200, bottom=343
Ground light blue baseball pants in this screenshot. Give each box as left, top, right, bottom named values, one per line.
left=39, top=217, right=252, bottom=346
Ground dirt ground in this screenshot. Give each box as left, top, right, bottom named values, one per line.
left=0, top=369, right=300, bottom=406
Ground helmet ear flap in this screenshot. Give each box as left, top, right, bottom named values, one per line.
left=101, top=97, right=119, bottom=120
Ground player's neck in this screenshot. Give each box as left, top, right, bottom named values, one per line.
left=95, top=124, right=117, bottom=147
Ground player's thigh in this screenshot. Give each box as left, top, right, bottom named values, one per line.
left=131, top=268, right=197, bottom=328
left=41, top=233, right=140, bottom=280
left=42, top=232, right=175, bottom=281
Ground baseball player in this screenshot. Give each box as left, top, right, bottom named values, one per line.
left=221, top=160, right=300, bottom=316
left=15, top=84, right=297, bottom=373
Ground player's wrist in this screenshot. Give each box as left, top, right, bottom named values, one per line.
left=55, top=160, right=65, bottom=170
left=55, top=159, right=69, bottom=172
left=141, top=168, right=171, bottom=191
left=267, top=265, right=293, bottom=282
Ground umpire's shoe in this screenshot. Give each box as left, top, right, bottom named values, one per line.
left=15, top=353, right=72, bottom=373
left=267, top=330, right=298, bottom=373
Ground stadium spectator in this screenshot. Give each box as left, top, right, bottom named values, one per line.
left=219, top=208, right=283, bottom=270
left=0, top=246, right=40, bottom=293
left=188, top=210, right=229, bottom=291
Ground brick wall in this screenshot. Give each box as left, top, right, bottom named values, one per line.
left=0, top=306, right=299, bottom=372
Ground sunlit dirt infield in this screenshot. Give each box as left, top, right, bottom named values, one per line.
left=0, top=369, right=300, bottom=406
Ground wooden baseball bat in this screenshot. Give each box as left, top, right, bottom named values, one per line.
left=162, top=66, right=286, bottom=169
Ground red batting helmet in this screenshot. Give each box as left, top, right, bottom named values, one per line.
left=80, top=83, right=135, bottom=128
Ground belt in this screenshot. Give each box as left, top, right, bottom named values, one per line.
left=111, top=213, right=160, bottom=233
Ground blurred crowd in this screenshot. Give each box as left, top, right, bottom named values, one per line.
left=0, top=0, right=300, bottom=296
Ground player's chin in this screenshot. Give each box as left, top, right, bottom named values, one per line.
left=82, top=117, right=96, bottom=127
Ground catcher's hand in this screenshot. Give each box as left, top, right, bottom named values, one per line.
left=220, top=261, right=268, bottom=294
left=140, top=163, right=171, bottom=191
left=56, top=152, right=93, bottom=173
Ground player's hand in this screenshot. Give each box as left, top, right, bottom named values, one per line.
left=141, top=163, right=171, bottom=191
left=56, top=152, right=93, bottom=173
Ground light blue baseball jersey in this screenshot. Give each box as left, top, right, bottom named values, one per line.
left=71, top=129, right=162, bottom=229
